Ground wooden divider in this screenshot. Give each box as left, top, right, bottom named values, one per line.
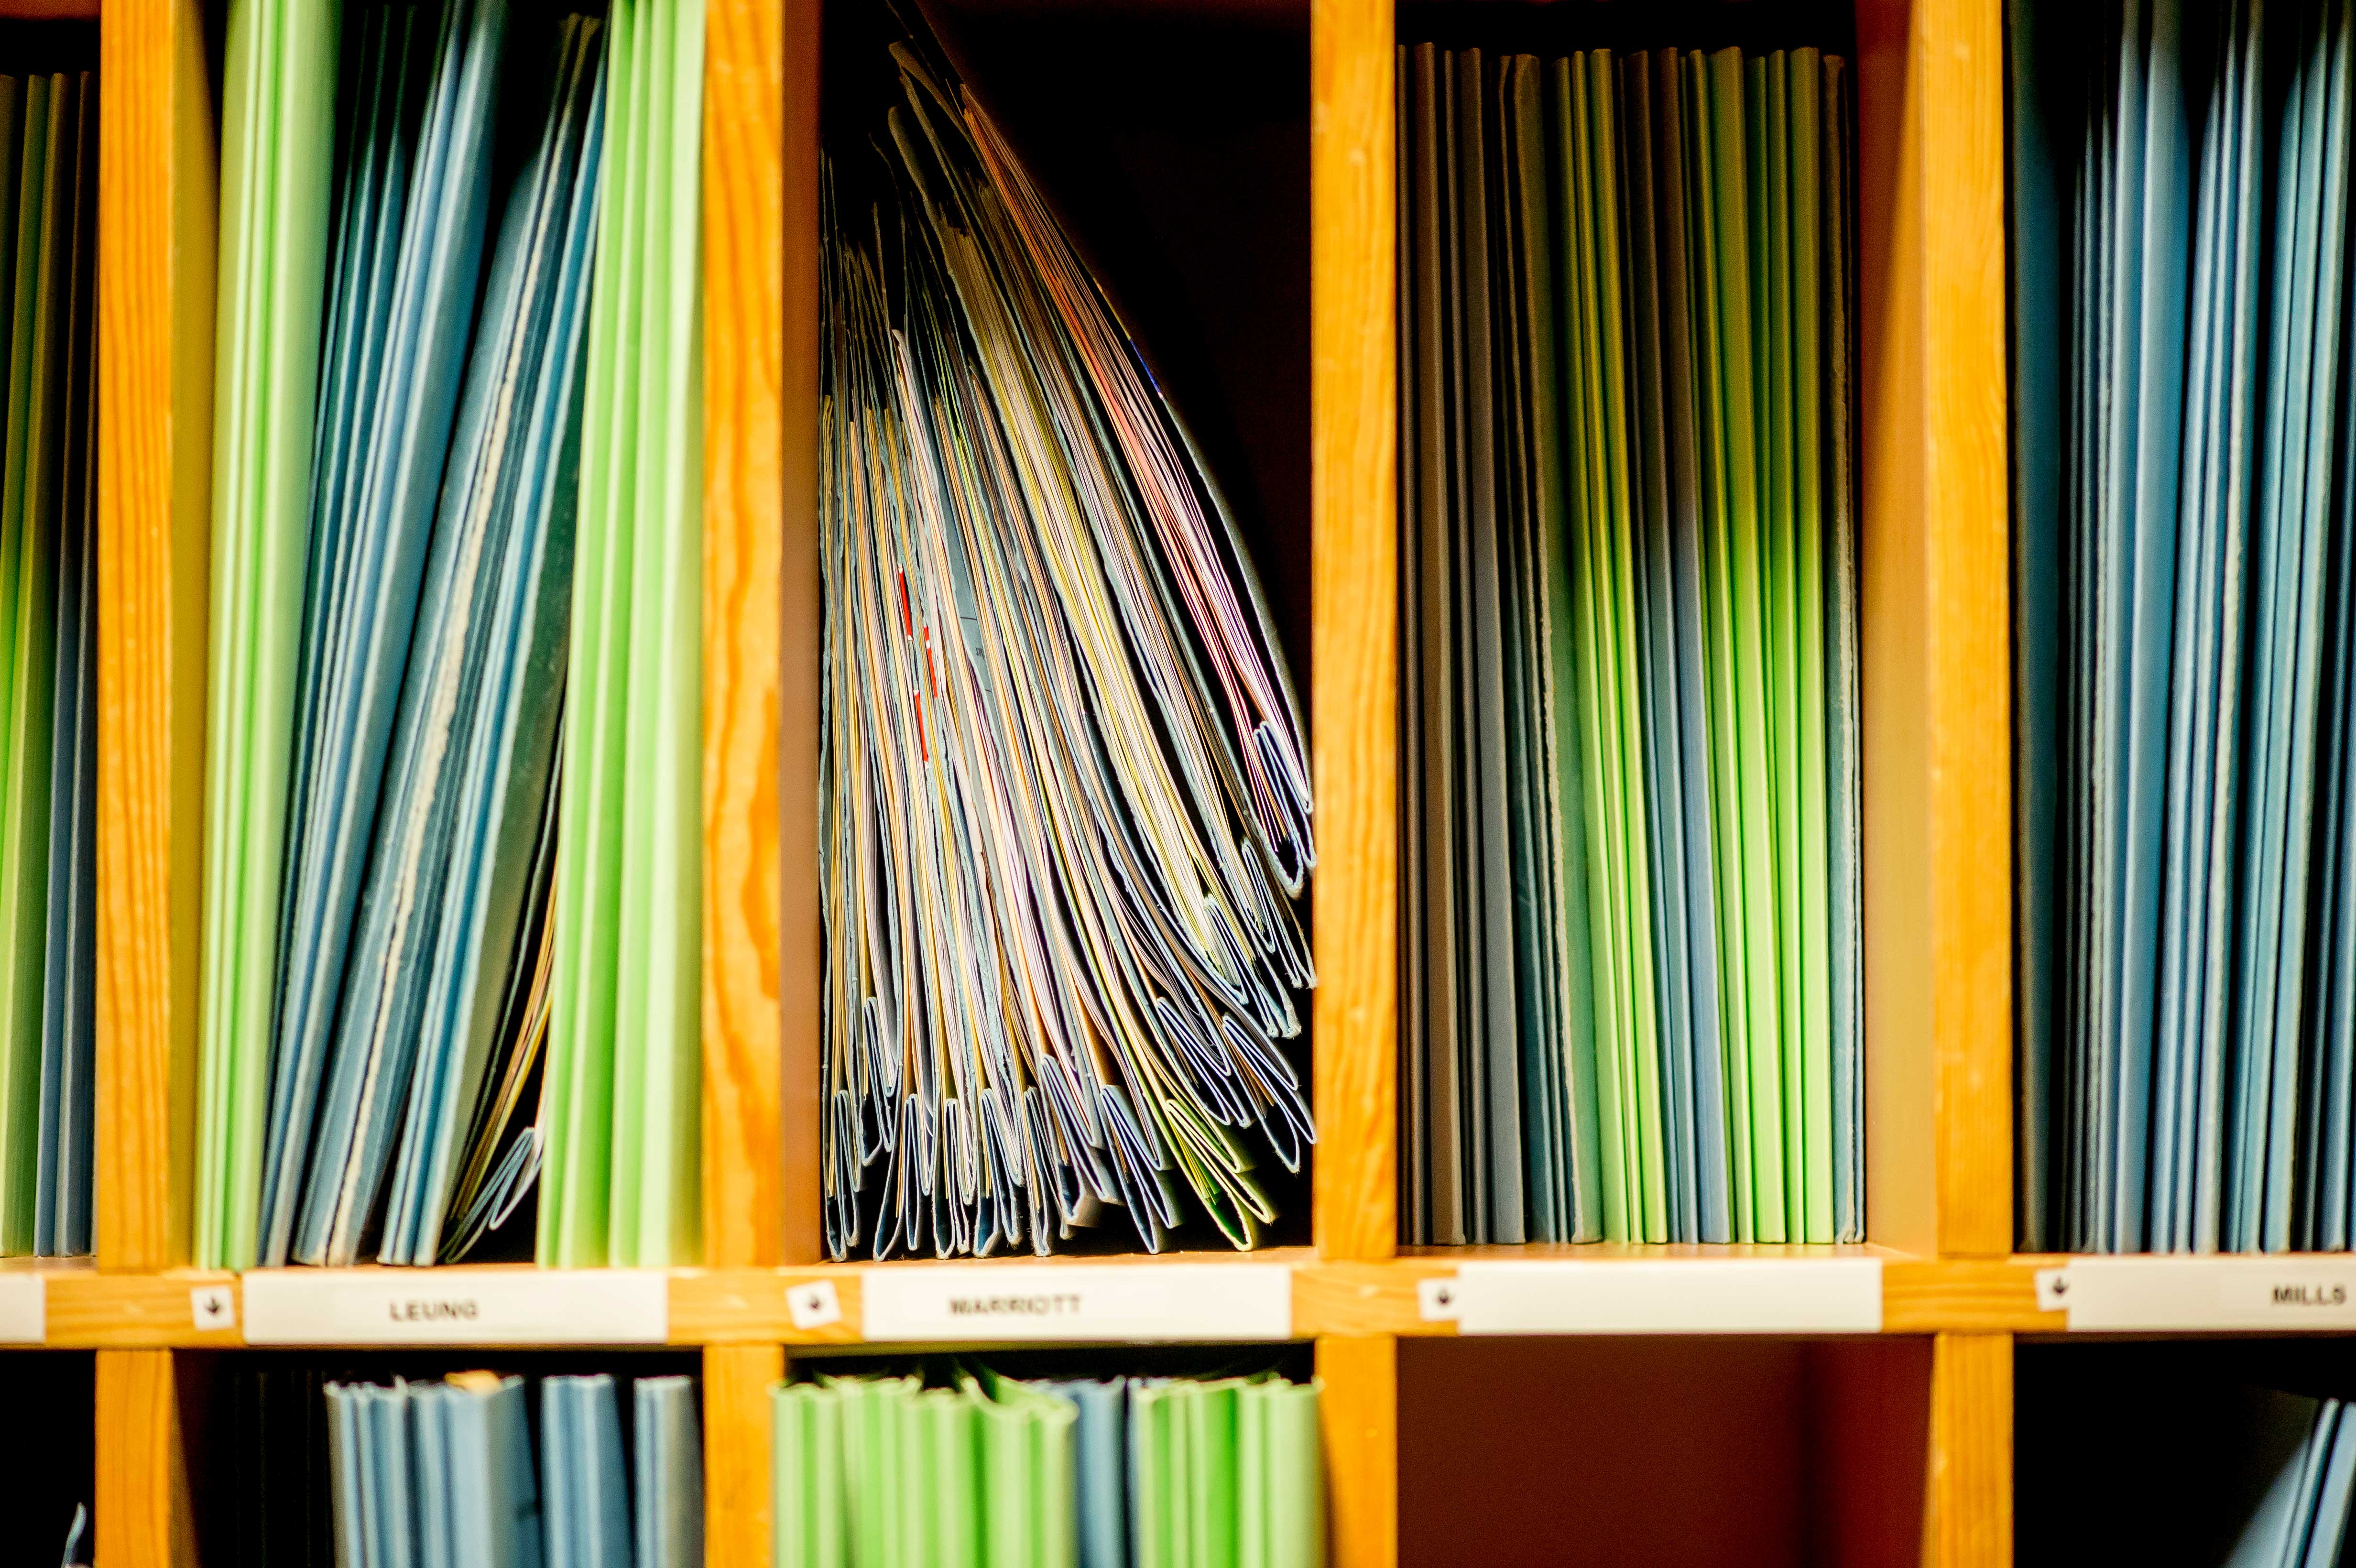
left=705, top=1344, right=784, bottom=1568
left=1927, top=1333, right=2012, bottom=1568
left=96, top=1350, right=196, bottom=1568
left=1311, top=3, right=1401, bottom=1564
left=94, top=0, right=210, bottom=1279
left=699, top=0, right=790, bottom=1282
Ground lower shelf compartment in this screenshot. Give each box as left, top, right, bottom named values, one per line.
left=1398, top=1336, right=1931, bottom=1568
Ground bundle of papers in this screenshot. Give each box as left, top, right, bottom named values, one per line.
left=197, top=0, right=701, bottom=1270
left=772, top=1368, right=1320, bottom=1568
left=0, top=69, right=98, bottom=1258
left=818, top=16, right=1315, bottom=1260
left=2014, top=0, right=2356, bottom=1252
left=538, top=0, right=707, bottom=1270
left=1399, top=41, right=1864, bottom=1246
left=326, top=1370, right=703, bottom=1567
left=2225, top=1393, right=2356, bottom=1566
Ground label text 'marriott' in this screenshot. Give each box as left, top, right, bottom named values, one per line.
left=946, top=1294, right=1083, bottom=1318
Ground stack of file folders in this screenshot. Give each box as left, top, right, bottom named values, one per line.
left=818, top=14, right=1316, bottom=1260
left=772, top=1367, right=1321, bottom=1568
left=0, top=67, right=98, bottom=1259
left=1398, top=39, right=1865, bottom=1246
left=327, top=1371, right=703, bottom=1566
left=2013, top=0, right=2356, bottom=1253
left=196, top=0, right=707, bottom=1271
left=2223, top=1391, right=2356, bottom=1566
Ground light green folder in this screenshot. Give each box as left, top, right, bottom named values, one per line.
left=543, top=0, right=705, bottom=1267
left=972, top=1373, right=1076, bottom=1568
left=1788, top=48, right=1835, bottom=1244
left=1237, top=1378, right=1322, bottom=1568
left=1681, top=50, right=1750, bottom=1241
left=774, top=1382, right=847, bottom=1568
left=195, top=0, right=339, bottom=1269
left=1703, top=46, right=1787, bottom=1241
left=1751, top=52, right=1810, bottom=1242
left=775, top=1372, right=1080, bottom=1568
left=1558, top=52, right=1668, bottom=1242
left=0, top=72, right=68, bottom=1252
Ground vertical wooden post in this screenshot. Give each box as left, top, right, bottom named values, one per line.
left=1310, top=0, right=1395, bottom=1271
left=1918, top=0, right=2011, bottom=1262
left=1925, top=1333, right=2010, bottom=1568
left=700, top=0, right=793, bottom=1270
left=704, top=1344, right=783, bottom=1568
left=95, top=0, right=212, bottom=1275
left=96, top=1350, right=196, bottom=1568
left=1854, top=0, right=2010, bottom=1259
left=1312, top=0, right=1397, bottom=1561
left=1319, top=1333, right=1398, bottom=1568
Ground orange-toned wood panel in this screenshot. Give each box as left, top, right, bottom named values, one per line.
left=1309, top=0, right=1396, bottom=1265
left=96, top=0, right=212, bottom=1272
left=705, top=1343, right=784, bottom=1568
left=1854, top=0, right=2011, bottom=1258
left=95, top=1349, right=196, bottom=1568
left=1925, top=1333, right=2010, bottom=1568
left=49, top=1269, right=244, bottom=1346
left=701, top=0, right=789, bottom=1270
left=1917, top=0, right=2012, bottom=1261
left=1318, top=1333, right=1397, bottom=1568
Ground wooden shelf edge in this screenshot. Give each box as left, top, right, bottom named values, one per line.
left=0, top=1254, right=2094, bottom=1346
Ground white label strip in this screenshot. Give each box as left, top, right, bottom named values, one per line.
left=0, top=1275, right=43, bottom=1343
left=1452, top=1258, right=1884, bottom=1334
left=242, top=1270, right=668, bottom=1345
left=2057, top=1257, right=2356, bottom=1331
left=861, top=1263, right=1292, bottom=1342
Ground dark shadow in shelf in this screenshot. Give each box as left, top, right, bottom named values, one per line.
left=1400, top=1335, right=1930, bottom=1568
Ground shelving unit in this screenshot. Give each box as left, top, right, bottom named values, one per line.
left=21, top=0, right=2342, bottom=1559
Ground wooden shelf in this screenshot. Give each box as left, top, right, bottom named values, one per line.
left=72, top=0, right=2028, bottom=1560
left=0, top=1254, right=2092, bottom=1347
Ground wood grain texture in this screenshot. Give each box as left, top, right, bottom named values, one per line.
left=96, top=1349, right=196, bottom=1568
left=670, top=1268, right=864, bottom=1345
left=1882, top=1258, right=2059, bottom=1333
left=95, top=0, right=212, bottom=1272
left=704, top=1343, right=784, bottom=1568
left=1317, top=1333, right=1397, bottom=1568
left=1925, top=1333, right=2011, bottom=1568
left=1309, top=0, right=1395, bottom=1264
left=1918, top=0, right=2013, bottom=1260
left=48, top=1269, right=244, bottom=1346
left=700, top=0, right=789, bottom=1271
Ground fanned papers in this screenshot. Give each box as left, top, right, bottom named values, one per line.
left=538, top=0, right=707, bottom=1270
left=1398, top=41, right=1863, bottom=1246
left=324, top=1371, right=699, bottom=1565
left=819, top=21, right=1316, bottom=1261
left=770, top=1368, right=1321, bottom=1568
left=199, top=0, right=609, bottom=1269
left=2015, top=0, right=2356, bottom=1253
left=0, top=68, right=98, bottom=1258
